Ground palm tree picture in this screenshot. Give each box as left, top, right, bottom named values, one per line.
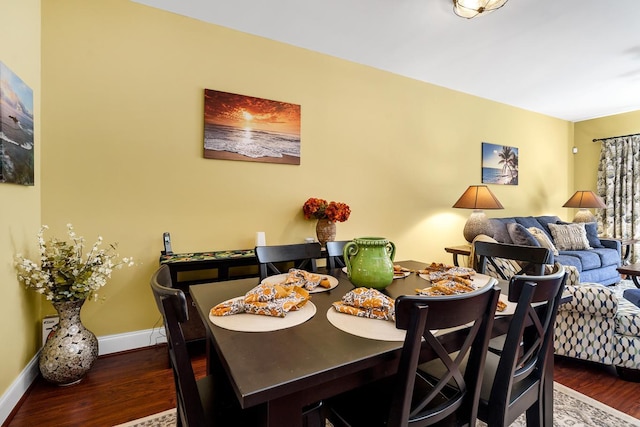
left=481, top=142, right=519, bottom=185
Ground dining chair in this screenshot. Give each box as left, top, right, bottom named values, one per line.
left=326, top=281, right=501, bottom=427
left=150, top=265, right=266, bottom=426
left=255, top=242, right=322, bottom=281
left=473, top=240, right=552, bottom=280
left=475, top=263, right=568, bottom=426
left=325, top=240, right=350, bottom=269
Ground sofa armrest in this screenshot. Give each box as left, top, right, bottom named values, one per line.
left=561, top=283, right=618, bottom=317
left=599, top=238, right=621, bottom=253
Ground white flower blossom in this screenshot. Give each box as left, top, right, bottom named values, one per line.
left=14, top=224, right=134, bottom=302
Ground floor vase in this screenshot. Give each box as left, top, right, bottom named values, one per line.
left=316, top=219, right=336, bottom=245
left=40, top=299, right=99, bottom=385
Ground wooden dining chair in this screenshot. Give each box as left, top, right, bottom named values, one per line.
left=325, top=240, right=350, bottom=269
left=255, top=242, right=322, bottom=281
left=475, top=263, right=568, bottom=426
left=150, top=265, right=265, bottom=426
left=326, top=282, right=500, bottom=427
left=474, top=240, right=552, bottom=280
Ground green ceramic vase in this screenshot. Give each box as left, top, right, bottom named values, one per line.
left=343, top=237, right=396, bottom=289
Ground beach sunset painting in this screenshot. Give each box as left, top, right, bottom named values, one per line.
left=204, top=89, right=301, bottom=165
left=482, top=142, right=518, bottom=185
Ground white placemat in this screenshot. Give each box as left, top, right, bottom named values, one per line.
left=209, top=298, right=316, bottom=332
left=261, top=273, right=339, bottom=293
left=326, top=308, right=406, bottom=341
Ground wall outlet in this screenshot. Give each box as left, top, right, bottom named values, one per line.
left=42, top=315, right=59, bottom=346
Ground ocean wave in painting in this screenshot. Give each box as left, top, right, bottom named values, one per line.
left=204, top=123, right=300, bottom=159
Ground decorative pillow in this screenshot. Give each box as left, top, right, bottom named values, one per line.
left=527, top=227, right=559, bottom=256
left=583, top=222, right=604, bottom=248
left=489, top=219, right=513, bottom=244
left=548, top=223, right=592, bottom=251
left=556, top=220, right=603, bottom=248
left=507, top=223, right=540, bottom=247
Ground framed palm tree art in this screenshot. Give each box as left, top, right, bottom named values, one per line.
left=481, top=142, right=518, bottom=185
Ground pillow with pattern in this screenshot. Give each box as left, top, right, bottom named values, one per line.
left=528, top=227, right=559, bottom=256
left=548, top=223, right=592, bottom=251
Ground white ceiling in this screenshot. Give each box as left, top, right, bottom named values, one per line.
left=133, top=0, right=640, bottom=122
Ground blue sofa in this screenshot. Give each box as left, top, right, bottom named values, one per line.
left=487, top=215, right=621, bottom=285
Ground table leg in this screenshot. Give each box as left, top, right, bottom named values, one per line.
left=267, top=396, right=303, bottom=427
left=632, top=275, right=640, bottom=289
left=452, top=253, right=460, bottom=267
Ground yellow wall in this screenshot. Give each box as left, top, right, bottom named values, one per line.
left=0, top=0, right=41, bottom=400
left=574, top=110, right=640, bottom=191
left=38, top=0, right=576, bottom=339
left=5, top=0, right=638, bottom=404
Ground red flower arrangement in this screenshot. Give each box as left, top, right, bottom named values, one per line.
left=303, top=198, right=351, bottom=222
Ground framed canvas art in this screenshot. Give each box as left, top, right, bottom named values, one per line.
left=481, top=142, right=518, bottom=185
left=0, top=61, right=34, bottom=186
left=203, top=89, right=301, bottom=165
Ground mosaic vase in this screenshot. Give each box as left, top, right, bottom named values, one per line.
left=316, top=219, right=336, bottom=245
left=39, top=299, right=99, bottom=386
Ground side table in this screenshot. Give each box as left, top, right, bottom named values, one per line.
left=444, top=244, right=472, bottom=267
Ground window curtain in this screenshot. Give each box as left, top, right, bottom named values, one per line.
left=596, top=135, right=640, bottom=263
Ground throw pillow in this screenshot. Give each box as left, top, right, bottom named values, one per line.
left=556, top=220, right=603, bottom=248
left=507, top=223, right=540, bottom=247
left=489, top=219, right=513, bottom=244
left=527, top=227, right=559, bottom=256
left=548, top=223, right=592, bottom=251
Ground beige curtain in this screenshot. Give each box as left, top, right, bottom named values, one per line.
left=596, top=135, right=640, bottom=263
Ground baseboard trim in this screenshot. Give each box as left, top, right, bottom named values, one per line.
left=0, top=327, right=167, bottom=425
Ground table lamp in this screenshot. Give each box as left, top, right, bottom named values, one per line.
left=562, top=190, right=606, bottom=223
left=453, top=185, right=504, bottom=243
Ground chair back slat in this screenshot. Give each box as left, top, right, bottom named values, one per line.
left=474, top=241, right=552, bottom=280
left=325, top=240, right=350, bottom=269
left=255, top=243, right=322, bottom=280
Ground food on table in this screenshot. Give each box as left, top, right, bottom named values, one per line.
left=496, top=300, right=507, bottom=312
left=332, top=288, right=395, bottom=321
left=210, top=282, right=310, bottom=318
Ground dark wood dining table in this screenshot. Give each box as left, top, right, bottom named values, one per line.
left=190, top=260, right=560, bottom=427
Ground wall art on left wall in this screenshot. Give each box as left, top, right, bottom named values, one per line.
left=0, top=61, right=34, bottom=186
left=203, top=89, right=301, bottom=165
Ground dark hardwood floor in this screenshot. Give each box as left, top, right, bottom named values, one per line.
left=4, top=345, right=639, bottom=426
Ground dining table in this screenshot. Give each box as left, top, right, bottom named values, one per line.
left=189, top=260, right=561, bottom=427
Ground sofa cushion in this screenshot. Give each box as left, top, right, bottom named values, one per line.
left=528, top=227, right=559, bottom=255
left=514, top=216, right=546, bottom=232
left=559, top=250, right=601, bottom=270
left=531, top=215, right=562, bottom=239
left=507, top=223, right=540, bottom=247
left=548, top=223, right=592, bottom=251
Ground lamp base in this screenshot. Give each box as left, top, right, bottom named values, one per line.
left=573, top=209, right=596, bottom=223
left=463, top=210, right=494, bottom=243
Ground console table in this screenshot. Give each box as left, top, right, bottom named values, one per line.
left=159, top=249, right=259, bottom=292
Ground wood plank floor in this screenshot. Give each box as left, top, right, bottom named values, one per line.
left=4, top=345, right=639, bottom=426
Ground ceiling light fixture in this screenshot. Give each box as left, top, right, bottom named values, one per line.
left=453, top=0, right=509, bottom=19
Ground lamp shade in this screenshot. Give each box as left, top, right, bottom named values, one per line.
left=453, top=0, right=509, bottom=19
left=562, top=190, right=605, bottom=223
left=453, top=185, right=504, bottom=242
left=562, top=191, right=606, bottom=209
left=452, top=185, right=504, bottom=210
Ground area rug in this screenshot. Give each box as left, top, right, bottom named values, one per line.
left=114, top=382, right=639, bottom=427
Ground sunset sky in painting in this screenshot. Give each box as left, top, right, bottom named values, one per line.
left=204, top=89, right=300, bottom=136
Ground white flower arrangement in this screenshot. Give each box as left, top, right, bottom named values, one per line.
left=15, top=224, right=134, bottom=302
